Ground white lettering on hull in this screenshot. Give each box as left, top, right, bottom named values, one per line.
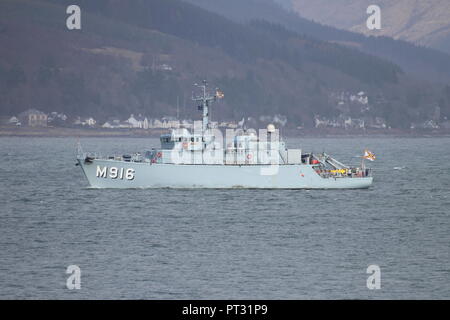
left=96, top=166, right=107, bottom=178
left=96, top=166, right=135, bottom=180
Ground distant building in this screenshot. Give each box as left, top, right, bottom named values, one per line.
left=150, top=118, right=180, bottom=129
left=84, top=117, right=97, bottom=127
left=344, top=117, right=365, bottom=129
left=18, top=109, right=48, bottom=127
left=151, top=54, right=173, bottom=72
left=126, top=114, right=140, bottom=128
left=101, top=118, right=132, bottom=129
left=126, top=114, right=149, bottom=129
left=8, top=116, right=20, bottom=126
left=151, top=119, right=164, bottom=129
left=181, top=120, right=193, bottom=129
left=167, top=120, right=180, bottom=129
left=410, top=120, right=440, bottom=130
left=73, top=117, right=82, bottom=126
left=102, top=118, right=122, bottom=128
left=48, top=112, right=68, bottom=127
left=368, top=117, right=387, bottom=129
left=102, top=121, right=114, bottom=129
left=315, top=116, right=339, bottom=128
left=155, top=63, right=173, bottom=71
left=135, top=114, right=149, bottom=129
left=423, top=120, right=439, bottom=129
left=314, top=115, right=367, bottom=129
left=73, top=116, right=97, bottom=127
left=119, top=121, right=132, bottom=128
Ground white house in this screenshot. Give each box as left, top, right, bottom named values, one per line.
left=119, top=121, right=132, bottom=128
left=18, top=109, right=48, bottom=127
left=344, top=117, right=365, bottom=129
left=84, top=117, right=96, bottom=127
left=152, top=119, right=164, bottom=128
left=48, top=112, right=68, bottom=122
left=136, top=114, right=149, bottom=129
left=8, top=116, right=20, bottom=125
left=73, top=116, right=97, bottom=127
left=157, top=63, right=173, bottom=71
left=180, top=120, right=193, bottom=129
left=126, top=114, right=149, bottom=129
left=167, top=120, right=180, bottom=129
left=126, top=114, right=140, bottom=128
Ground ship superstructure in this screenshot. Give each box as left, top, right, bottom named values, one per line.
left=77, top=82, right=373, bottom=189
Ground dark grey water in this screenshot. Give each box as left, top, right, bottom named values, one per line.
left=0, top=137, right=449, bottom=299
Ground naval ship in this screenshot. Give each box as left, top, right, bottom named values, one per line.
left=77, top=82, right=373, bottom=189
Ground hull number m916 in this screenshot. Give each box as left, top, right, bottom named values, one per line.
left=96, top=166, right=135, bottom=180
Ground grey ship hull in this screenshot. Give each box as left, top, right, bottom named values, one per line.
left=78, top=158, right=373, bottom=189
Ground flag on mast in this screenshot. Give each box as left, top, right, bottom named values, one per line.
left=363, top=149, right=376, bottom=161
left=215, top=89, right=224, bottom=99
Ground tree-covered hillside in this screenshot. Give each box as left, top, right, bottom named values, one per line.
left=0, top=0, right=449, bottom=128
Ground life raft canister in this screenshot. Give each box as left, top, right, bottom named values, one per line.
left=246, top=154, right=252, bottom=160
left=157, top=152, right=162, bottom=158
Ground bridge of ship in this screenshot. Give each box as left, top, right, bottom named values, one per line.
left=139, top=128, right=371, bottom=178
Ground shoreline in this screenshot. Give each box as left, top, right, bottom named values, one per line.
left=1, top=126, right=450, bottom=138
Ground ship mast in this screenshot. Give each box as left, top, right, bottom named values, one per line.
left=192, top=80, right=222, bottom=135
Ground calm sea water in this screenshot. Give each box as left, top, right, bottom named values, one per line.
left=0, top=136, right=449, bottom=299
